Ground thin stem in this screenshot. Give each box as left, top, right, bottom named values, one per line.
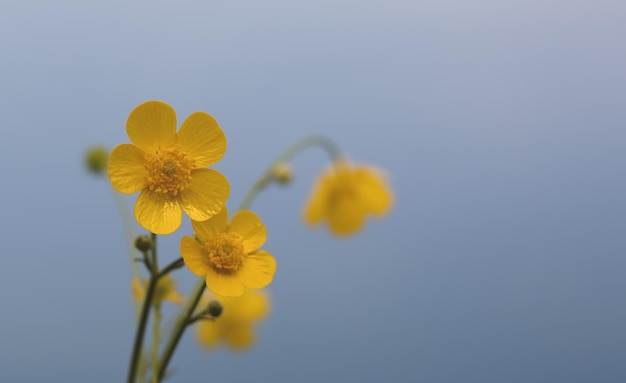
left=127, top=271, right=158, bottom=383
left=238, top=135, right=341, bottom=210
left=151, top=301, right=161, bottom=383
left=157, top=278, right=206, bottom=380
left=158, top=258, right=185, bottom=279
left=111, top=189, right=142, bottom=319
left=126, top=233, right=159, bottom=383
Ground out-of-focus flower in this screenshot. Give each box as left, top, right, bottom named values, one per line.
left=196, top=290, right=269, bottom=351
left=108, top=100, right=230, bottom=235
left=85, top=146, right=109, bottom=175
left=132, top=275, right=184, bottom=305
left=180, top=207, right=276, bottom=297
left=303, top=159, right=393, bottom=236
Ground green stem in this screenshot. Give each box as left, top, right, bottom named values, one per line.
left=151, top=301, right=161, bottom=383
left=127, top=234, right=159, bottom=383
left=111, top=189, right=143, bottom=320
left=239, top=135, right=341, bottom=210
left=127, top=269, right=158, bottom=383
left=156, top=135, right=341, bottom=377
left=157, top=278, right=206, bottom=380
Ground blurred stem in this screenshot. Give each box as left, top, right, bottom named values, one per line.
left=111, top=189, right=142, bottom=320
left=238, top=135, right=341, bottom=210
left=157, top=135, right=341, bottom=377
left=150, top=234, right=159, bottom=383
left=151, top=301, right=161, bottom=383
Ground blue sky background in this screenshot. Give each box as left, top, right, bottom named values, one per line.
left=1, top=1, right=625, bottom=382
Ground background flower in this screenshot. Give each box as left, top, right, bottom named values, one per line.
left=196, top=290, right=269, bottom=351
left=304, top=159, right=393, bottom=236
left=131, top=275, right=184, bottom=305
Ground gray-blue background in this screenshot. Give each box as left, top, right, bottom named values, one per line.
left=1, top=1, right=625, bottom=382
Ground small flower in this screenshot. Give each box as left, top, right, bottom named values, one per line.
left=132, top=275, right=184, bottom=305
left=108, top=100, right=230, bottom=234
left=303, top=158, right=393, bottom=236
left=196, top=290, right=269, bottom=351
left=180, top=207, right=276, bottom=297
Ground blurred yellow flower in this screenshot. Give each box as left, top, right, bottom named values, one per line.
left=132, top=275, right=184, bottom=305
left=108, top=100, right=230, bottom=235
left=196, top=290, right=269, bottom=351
left=304, top=159, right=393, bottom=236
left=180, top=208, right=277, bottom=297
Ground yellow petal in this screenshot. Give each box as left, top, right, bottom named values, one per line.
left=131, top=279, right=146, bottom=301
left=239, top=251, right=276, bottom=290
left=164, top=291, right=184, bottom=305
left=180, top=168, right=230, bottom=222
left=108, top=144, right=148, bottom=194
left=135, top=190, right=182, bottom=234
left=191, top=207, right=229, bottom=244
left=237, top=290, right=269, bottom=319
left=180, top=236, right=212, bottom=276
left=126, top=100, right=177, bottom=152
left=229, top=210, right=266, bottom=253
left=225, top=326, right=255, bottom=350
left=205, top=268, right=245, bottom=297
left=196, top=321, right=219, bottom=349
left=357, top=168, right=393, bottom=215
left=177, top=112, right=227, bottom=167
left=327, top=198, right=367, bottom=236
left=303, top=171, right=332, bottom=225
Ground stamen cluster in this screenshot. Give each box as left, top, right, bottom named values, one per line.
left=207, top=233, right=246, bottom=272
left=145, top=145, right=196, bottom=196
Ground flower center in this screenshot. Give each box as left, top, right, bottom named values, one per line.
left=206, top=233, right=246, bottom=272
left=145, top=145, right=196, bottom=196
left=329, top=183, right=356, bottom=207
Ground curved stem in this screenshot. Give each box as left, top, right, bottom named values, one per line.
left=238, top=135, right=341, bottom=210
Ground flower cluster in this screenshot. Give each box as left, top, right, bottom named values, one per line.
left=100, top=100, right=393, bottom=381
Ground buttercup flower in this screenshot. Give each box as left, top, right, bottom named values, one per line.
left=108, top=100, right=229, bottom=234
left=303, top=158, right=393, bottom=236
left=180, top=207, right=276, bottom=297
left=132, top=275, right=184, bottom=305
left=196, top=290, right=269, bottom=351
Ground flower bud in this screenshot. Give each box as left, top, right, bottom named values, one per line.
left=85, top=146, right=109, bottom=175
left=207, top=300, right=223, bottom=318
left=134, top=235, right=153, bottom=252
left=271, top=162, right=293, bottom=186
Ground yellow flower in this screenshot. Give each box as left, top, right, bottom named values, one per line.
left=303, top=159, right=393, bottom=236
left=180, top=207, right=276, bottom=297
left=108, top=100, right=230, bottom=235
left=132, top=275, right=184, bottom=305
left=196, top=290, right=269, bottom=351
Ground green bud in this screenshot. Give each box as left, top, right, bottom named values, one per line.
left=207, top=300, right=223, bottom=318
left=134, top=235, right=153, bottom=252
left=85, top=146, right=109, bottom=175
left=271, top=162, right=293, bottom=186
